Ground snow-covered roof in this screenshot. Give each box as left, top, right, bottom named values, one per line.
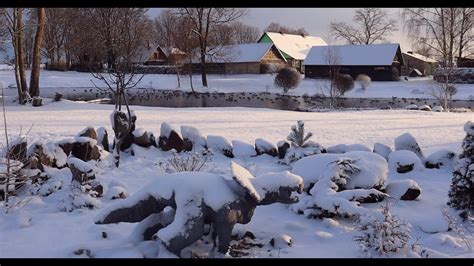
left=402, top=52, right=438, bottom=63
left=262, top=32, right=327, bottom=60
left=201, top=43, right=286, bottom=64
left=132, top=45, right=166, bottom=63
left=304, top=43, right=402, bottom=66
left=162, top=47, right=186, bottom=57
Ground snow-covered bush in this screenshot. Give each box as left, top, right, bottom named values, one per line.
left=274, top=67, right=301, bottom=93
left=447, top=121, right=474, bottom=217
left=354, top=203, right=412, bottom=256
left=333, top=74, right=354, bottom=96
left=287, top=120, right=312, bottom=148
left=160, top=152, right=209, bottom=173
left=356, top=74, right=371, bottom=90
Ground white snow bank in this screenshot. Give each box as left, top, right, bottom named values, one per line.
left=292, top=151, right=388, bottom=189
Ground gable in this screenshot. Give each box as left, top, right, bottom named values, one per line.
left=259, top=32, right=327, bottom=60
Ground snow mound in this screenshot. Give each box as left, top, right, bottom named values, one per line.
left=292, top=151, right=388, bottom=190
left=405, top=104, right=418, bottom=110
left=232, top=140, right=257, bottom=157
left=160, top=122, right=180, bottom=138
left=67, top=157, right=98, bottom=173
left=327, top=143, right=371, bottom=154
left=388, top=150, right=423, bottom=174
left=132, top=128, right=146, bottom=137
left=432, top=106, right=444, bottom=112
left=270, top=234, right=293, bottom=248
left=181, top=125, right=207, bottom=150
left=207, top=135, right=233, bottom=157
left=105, top=186, right=128, bottom=200
left=251, top=171, right=303, bottom=197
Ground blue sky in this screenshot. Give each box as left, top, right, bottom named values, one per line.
left=147, top=8, right=412, bottom=51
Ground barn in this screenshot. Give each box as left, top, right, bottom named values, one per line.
left=257, top=32, right=327, bottom=73
left=189, top=43, right=287, bottom=74
left=304, top=43, right=404, bottom=81
left=132, top=45, right=168, bottom=65
left=401, top=51, right=438, bottom=76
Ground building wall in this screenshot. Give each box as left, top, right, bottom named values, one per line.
left=401, top=54, right=437, bottom=76
left=305, top=64, right=401, bottom=81
left=225, top=62, right=261, bottom=74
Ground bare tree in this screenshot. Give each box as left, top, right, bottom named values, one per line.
left=152, top=9, right=178, bottom=48
left=29, top=8, right=45, bottom=99
left=230, top=21, right=260, bottom=44
left=329, top=8, right=397, bottom=45
left=317, top=43, right=342, bottom=109
left=175, top=8, right=246, bottom=87
left=86, top=8, right=151, bottom=167
left=264, top=22, right=308, bottom=35
left=0, top=8, right=29, bottom=103
left=456, top=8, right=473, bottom=60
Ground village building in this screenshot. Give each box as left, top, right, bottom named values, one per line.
left=189, top=42, right=287, bottom=75
left=304, top=43, right=404, bottom=81
left=401, top=51, right=438, bottom=76
left=132, top=45, right=168, bottom=65
left=257, top=32, right=327, bottom=73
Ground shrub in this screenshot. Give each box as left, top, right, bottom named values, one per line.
left=333, top=74, right=354, bottom=95
left=160, top=152, right=209, bottom=173
left=274, top=67, right=301, bottom=93
left=356, top=74, right=371, bottom=90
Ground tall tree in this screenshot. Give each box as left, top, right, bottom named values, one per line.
left=29, top=8, right=45, bottom=98
left=329, top=8, right=397, bottom=45
left=230, top=21, right=260, bottom=44
left=264, top=22, right=308, bottom=35
left=175, top=8, right=245, bottom=87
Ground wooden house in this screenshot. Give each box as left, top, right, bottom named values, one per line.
left=189, top=43, right=287, bottom=74
left=401, top=51, right=438, bottom=76
left=132, top=45, right=168, bottom=65
left=304, top=43, right=404, bottom=81
left=257, top=32, right=327, bottom=73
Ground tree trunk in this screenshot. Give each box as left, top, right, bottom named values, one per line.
left=16, top=8, right=28, bottom=100
left=29, top=8, right=46, bottom=98
left=199, top=48, right=207, bottom=87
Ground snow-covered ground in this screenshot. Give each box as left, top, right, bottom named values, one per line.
left=0, top=100, right=472, bottom=258
left=0, top=69, right=473, bottom=100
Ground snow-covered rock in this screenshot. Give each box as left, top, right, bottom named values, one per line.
left=255, top=138, right=278, bottom=157
left=292, top=151, right=388, bottom=190
left=405, top=104, right=418, bottom=110
left=386, top=179, right=421, bottom=200
left=424, top=149, right=457, bottom=169
left=133, top=128, right=156, bottom=148
left=77, top=126, right=97, bottom=140
left=418, top=105, right=432, bottom=111
left=27, top=141, right=68, bottom=168
left=394, top=132, right=424, bottom=159
left=181, top=125, right=207, bottom=152
left=105, top=186, right=128, bottom=200
left=388, top=150, right=423, bottom=174
left=432, top=106, right=444, bottom=112
left=326, top=143, right=371, bottom=154
left=269, top=234, right=293, bottom=248
left=207, top=135, right=233, bottom=158
left=277, top=141, right=290, bottom=159
left=232, top=140, right=257, bottom=157
left=96, top=127, right=109, bottom=152
left=373, top=142, right=392, bottom=160
left=159, top=123, right=184, bottom=152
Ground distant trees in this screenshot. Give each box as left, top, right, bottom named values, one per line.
left=229, top=21, right=260, bottom=44
left=264, top=22, right=308, bottom=35
left=175, top=8, right=246, bottom=87
left=402, top=8, right=473, bottom=68
left=329, top=8, right=398, bottom=45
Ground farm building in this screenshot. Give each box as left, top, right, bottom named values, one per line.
left=258, top=32, right=327, bottom=73
left=189, top=43, right=287, bottom=74
left=132, top=45, right=168, bottom=65
left=401, top=51, right=438, bottom=76
left=457, top=56, right=474, bottom=68
left=163, top=48, right=187, bottom=65
left=304, top=43, right=404, bottom=81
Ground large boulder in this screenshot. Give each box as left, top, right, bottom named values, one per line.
left=159, top=122, right=184, bottom=152
left=207, top=135, right=234, bottom=158
left=67, top=157, right=103, bottom=197
left=96, top=127, right=110, bottom=152
left=277, top=141, right=290, bottom=159
left=424, top=149, right=457, bottom=169
left=232, top=140, right=257, bottom=157
left=326, top=143, right=371, bottom=154
left=133, top=128, right=156, bottom=148
left=27, top=141, right=68, bottom=169
left=373, top=142, right=392, bottom=161
left=71, top=137, right=101, bottom=162
left=77, top=126, right=97, bottom=140
left=394, top=133, right=424, bottom=160
left=388, top=150, right=423, bottom=174
left=386, top=179, right=421, bottom=200
left=255, top=138, right=278, bottom=157
left=181, top=126, right=207, bottom=152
